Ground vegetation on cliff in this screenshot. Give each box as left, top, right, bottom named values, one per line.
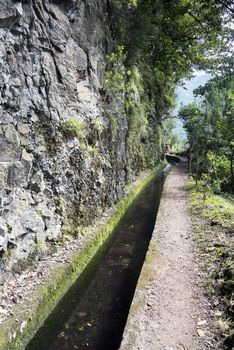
left=107, top=0, right=233, bottom=169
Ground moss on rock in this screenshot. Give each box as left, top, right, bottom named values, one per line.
left=0, top=163, right=166, bottom=350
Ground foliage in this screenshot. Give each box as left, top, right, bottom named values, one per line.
left=179, top=76, right=234, bottom=192
left=104, top=46, right=126, bottom=94
left=189, top=180, right=234, bottom=230
left=122, top=0, right=137, bottom=8
left=55, top=196, right=64, bottom=216
left=207, top=152, right=232, bottom=193
left=105, top=0, right=233, bottom=174
left=61, top=118, right=86, bottom=139
left=112, top=0, right=137, bottom=9
left=124, top=66, right=162, bottom=169
left=87, top=145, right=99, bottom=155
left=91, top=116, right=104, bottom=133
left=125, top=0, right=233, bottom=81
left=163, top=118, right=186, bottom=153
left=188, top=180, right=234, bottom=348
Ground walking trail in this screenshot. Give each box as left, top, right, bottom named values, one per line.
left=120, top=158, right=208, bottom=350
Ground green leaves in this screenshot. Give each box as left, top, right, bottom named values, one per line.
left=125, top=0, right=232, bottom=82
left=179, top=75, right=234, bottom=192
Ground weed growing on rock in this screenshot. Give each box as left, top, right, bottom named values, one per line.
left=61, top=118, right=86, bottom=139
left=91, top=116, right=104, bottom=142
left=104, top=46, right=126, bottom=94
left=91, top=116, right=104, bottom=133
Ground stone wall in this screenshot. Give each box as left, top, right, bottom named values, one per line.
left=0, top=0, right=163, bottom=270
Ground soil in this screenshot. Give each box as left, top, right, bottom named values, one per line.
left=120, top=158, right=217, bottom=350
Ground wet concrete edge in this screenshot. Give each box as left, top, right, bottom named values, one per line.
left=0, top=163, right=166, bottom=350
left=119, top=165, right=176, bottom=350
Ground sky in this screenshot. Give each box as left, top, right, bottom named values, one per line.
left=173, top=73, right=212, bottom=139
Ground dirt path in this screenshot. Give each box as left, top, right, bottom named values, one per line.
left=120, top=159, right=210, bottom=350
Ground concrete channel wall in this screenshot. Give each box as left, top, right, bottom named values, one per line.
left=0, top=164, right=166, bottom=350
left=119, top=164, right=176, bottom=350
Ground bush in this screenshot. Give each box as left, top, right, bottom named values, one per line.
left=91, top=116, right=104, bottom=133
left=207, top=152, right=231, bottom=193
left=61, top=118, right=85, bottom=139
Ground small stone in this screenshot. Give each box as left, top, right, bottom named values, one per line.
left=214, top=311, right=222, bottom=317
left=30, top=113, right=38, bottom=123
left=9, top=331, right=17, bottom=340
left=0, top=218, right=7, bottom=237
left=197, top=320, right=207, bottom=326
left=197, top=329, right=206, bottom=337
left=4, top=125, right=19, bottom=144
left=20, top=320, right=27, bottom=333
left=18, top=123, right=30, bottom=135
left=21, top=149, right=33, bottom=162
left=29, top=171, right=45, bottom=193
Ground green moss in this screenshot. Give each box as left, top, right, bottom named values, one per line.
left=137, top=238, right=159, bottom=290
left=124, top=66, right=164, bottom=171
left=54, top=196, right=65, bottom=216
left=87, top=144, right=99, bottom=155
left=0, top=163, right=165, bottom=350
left=60, top=118, right=86, bottom=139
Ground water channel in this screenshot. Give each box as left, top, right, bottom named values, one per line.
left=26, top=164, right=172, bottom=350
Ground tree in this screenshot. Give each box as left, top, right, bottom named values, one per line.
left=179, top=76, right=234, bottom=192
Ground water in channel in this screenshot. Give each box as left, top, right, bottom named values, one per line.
left=26, top=165, right=172, bottom=350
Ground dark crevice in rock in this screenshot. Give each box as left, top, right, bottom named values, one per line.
left=52, top=55, right=63, bottom=84
left=32, top=0, right=47, bottom=28
left=50, top=40, right=64, bottom=53
left=42, top=1, right=58, bottom=21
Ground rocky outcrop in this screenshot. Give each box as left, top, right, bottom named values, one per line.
left=0, top=0, right=163, bottom=270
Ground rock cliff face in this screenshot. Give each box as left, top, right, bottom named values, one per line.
left=0, top=0, right=163, bottom=270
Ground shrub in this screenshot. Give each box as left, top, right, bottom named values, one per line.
left=104, top=46, right=126, bottom=94
left=61, top=118, right=85, bottom=139
left=91, top=116, right=104, bottom=133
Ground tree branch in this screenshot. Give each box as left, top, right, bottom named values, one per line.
left=187, top=11, right=209, bottom=34
left=216, top=0, right=234, bottom=14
